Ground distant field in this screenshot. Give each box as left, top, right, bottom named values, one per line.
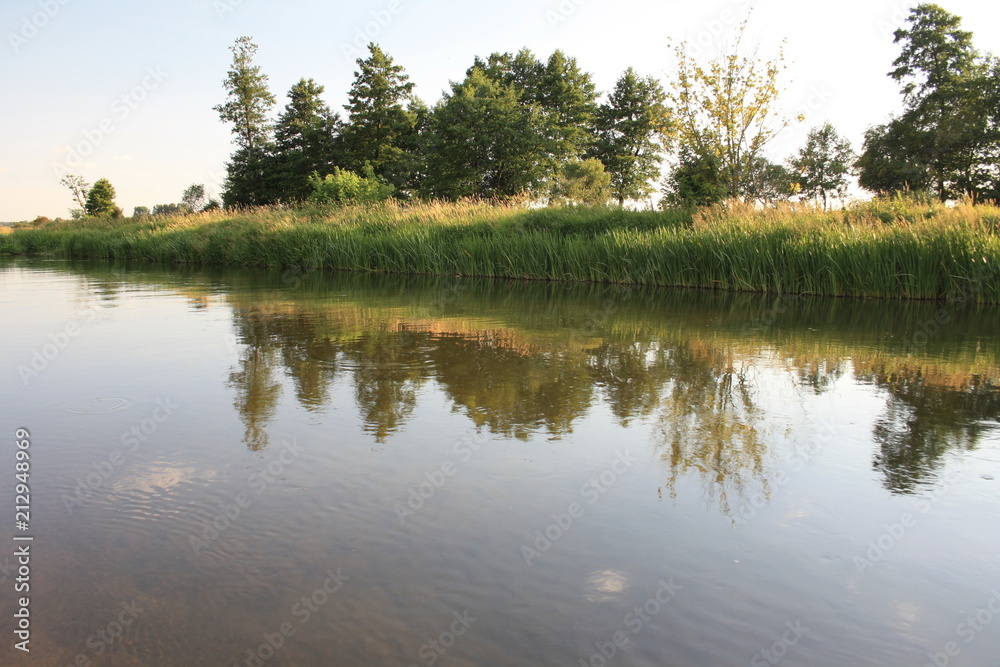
left=3, top=199, right=999, bottom=303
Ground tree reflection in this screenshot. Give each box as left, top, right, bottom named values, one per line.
left=215, top=271, right=999, bottom=508
left=861, top=367, right=1000, bottom=493
left=654, top=342, right=767, bottom=518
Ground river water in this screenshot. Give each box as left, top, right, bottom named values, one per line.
left=1, top=258, right=999, bottom=666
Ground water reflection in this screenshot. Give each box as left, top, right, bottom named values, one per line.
left=43, top=262, right=1000, bottom=504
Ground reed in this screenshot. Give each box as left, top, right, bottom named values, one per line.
left=5, top=198, right=999, bottom=302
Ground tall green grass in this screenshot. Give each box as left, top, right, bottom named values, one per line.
left=5, top=199, right=1000, bottom=302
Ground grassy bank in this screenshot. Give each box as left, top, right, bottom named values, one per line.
left=4, top=199, right=1000, bottom=302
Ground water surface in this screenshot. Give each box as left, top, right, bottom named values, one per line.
left=1, top=259, right=999, bottom=666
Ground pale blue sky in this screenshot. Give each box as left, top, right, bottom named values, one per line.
left=3, top=0, right=1000, bottom=220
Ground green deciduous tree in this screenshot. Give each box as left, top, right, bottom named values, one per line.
left=60, top=174, right=90, bottom=218
left=669, top=20, right=796, bottom=201
left=182, top=184, right=207, bottom=212
left=788, top=123, right=855, bottom=208
left=422, top=67, right=547, bottom=199
left=590, top=68, right=670, bottom=205
left=307, top=166, right=394, bottom=206
left=214, top=36, right=276, bottom=207
left=472, top=48, right=600, bottom=190
left=85, top=178, right=119, bottom=217
left=550, top=158, right=611, bottom=206
left=859, top=4, right=993, bottom=200
left=662, top=147, right=727, bottom=209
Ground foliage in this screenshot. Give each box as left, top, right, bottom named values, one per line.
left=549, top=158, right=611, bottom=206
left=85, top=178, right=118, bottom=217
left=340, top=44, right=418, bottom=187
left=422, top=67, right=548, bottom=199
left=306, top=166, right=394, bottom=206
left=214, top=36, right=276, bottom=207
left=8, top=200, right=1000, bottom=303
left=590, top=68, right=669, bottom=205
left=742, top=157, right=796, bottom=204
left=270, top=78, right=342, bottom=202
left=669, top=19, right=797, bottom=201
left=60, top=174, right=90, bottom=211
left=133, top=206, right=150, bottom=218
left=152, top=203, right=191, bottom=217
left=182, top=184, right=207, bottom=212
left=859, top=4, right=993, bottom=201
left=663, top=147, right=727, bottom=208
left=788, top=123, right=854, bottom=208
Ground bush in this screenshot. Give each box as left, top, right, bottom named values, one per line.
left=307, top=165, right=394, bottom=207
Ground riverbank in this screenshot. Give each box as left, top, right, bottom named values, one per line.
left=4, top=199, right=1000, bottom=302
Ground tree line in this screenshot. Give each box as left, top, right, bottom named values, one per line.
left=58, top=3, right=1000, bottom=217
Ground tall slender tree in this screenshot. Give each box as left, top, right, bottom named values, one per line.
left=859, top=4, right=992, bottom=200
left=340, top=43, right=417, bottom=187
left=788, top=123, right=855, bottom=209
left=214, top=36, right=276, bottom=207
left=668, top=21, right=795, bottom=201
left=590, top=68, right=670, bottom=205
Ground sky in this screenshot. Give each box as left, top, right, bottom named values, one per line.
left=3, top=0, right=1000, bottom=221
